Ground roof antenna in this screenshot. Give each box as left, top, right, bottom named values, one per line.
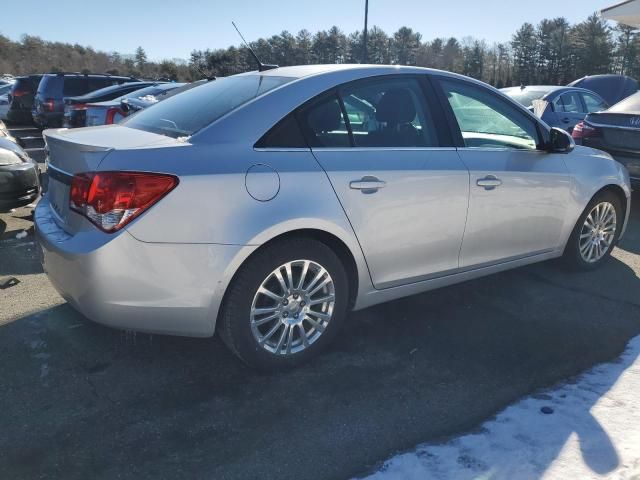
left=232, top=21, right=278, bottom=72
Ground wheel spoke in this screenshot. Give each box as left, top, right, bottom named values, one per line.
left=253, top=312, right=280, bottom=326
left=258, top=286, right=283, bottom=302
left=286, top=324, right=294, bottom=354
left=274, top=270, right=288, bottom=295
left=309, top=295, right=335, bottom=306
left=305, top=268, right=327, bottom=293
left=309, top=276, right=332, bottom=297
left=297, top=261, right=309, bottom=290
left=259, top=322, right=282, bottom=345
left=274, top=325, right=288, bottom=353
left=285, top=263, right=294, bottom=292
left=297, top=324, right=309, bottom=347
left=304, top=315, right=325, bottom=332
left=307, top=309, right=330, bottom=320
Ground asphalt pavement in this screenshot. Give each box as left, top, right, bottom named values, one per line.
left=0, top=124, right=639, bottom=480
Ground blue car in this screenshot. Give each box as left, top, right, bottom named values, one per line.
left=501, top=86, right=609, bottom=133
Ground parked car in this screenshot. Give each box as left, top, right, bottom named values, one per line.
left=119, top=80, right=209, bottom=115
left=501, top=85, right=609, bottom=133
left=568, top=74, right=638, bottom=106
left=573, top=90, right=640, bottom=186
left=63, top=81, right=166, bottom=128
left=0, top=136, right=39, bottom=212
left=36, top=65, right=631, bottom=369
left=32, top=73, right=137, bottom=128
left=0, top=84, right=12, bottom=121
left=84, top=82, right=184, bottom=127
left=6, top=75, right=43, bottom=124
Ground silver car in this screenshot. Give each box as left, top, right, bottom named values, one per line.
left=35, top=65, right=632, bottom=369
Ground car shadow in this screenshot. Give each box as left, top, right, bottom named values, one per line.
left=618, top=190, right=640, bottom=256
left=1, top=248, right=639, bottom=480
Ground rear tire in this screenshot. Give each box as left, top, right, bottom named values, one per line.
left=219, top=237, right=349, bottom=370
left=563, top=191, right=623, bottom=270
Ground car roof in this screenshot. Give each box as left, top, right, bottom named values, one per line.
left=252, top=63, right=459, bottom=80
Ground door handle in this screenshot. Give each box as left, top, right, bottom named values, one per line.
left=562, top=117, right=571, bottom=124
left=350, top=176, right=386, bottom=193
left=476, top=175, right=502, bottom=190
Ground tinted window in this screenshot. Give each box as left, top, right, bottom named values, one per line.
left=582, top=93, right=608, bottom=113
left=440, top=79, right=539, bottom=150
left=256, top=114, right=307, bottom=148
left=298, top=95, right=350, bottom=147
left=340, top=77, right=437, bottom=147
left=63, top=77, right=87, bottom=96
left=88, top=77, right=118, bottom=91
left=123, top=75, right=293, bottom=138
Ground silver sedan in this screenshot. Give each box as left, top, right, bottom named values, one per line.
left=35, top=65, right=632, bottom=369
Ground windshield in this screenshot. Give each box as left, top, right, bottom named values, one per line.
left=608, top=91, right=640, bottom=114
left=503, top=89, right=550, bottom=107
left=122, top=75, right=293, bottom=138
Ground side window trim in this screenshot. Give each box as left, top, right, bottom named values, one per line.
left=433, top=75, right=548, bottom=150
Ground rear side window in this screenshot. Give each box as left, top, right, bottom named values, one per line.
left=63, top=77, right=87, bottom=96
left=123, top=75, right=293, bottom=138
left=256, top=114, right=307, bottom=148
left=298, top=95, right=350, bottom=147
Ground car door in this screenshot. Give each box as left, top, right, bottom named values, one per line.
left=436, top=77, right=572, bottom=269
left=553, top=91, right=585, bottom=133
left=300, top=76, right=470, bottom=289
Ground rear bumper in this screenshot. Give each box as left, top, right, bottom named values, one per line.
left=0, top=162, right=39, bottom=211
left=35, top=199, right=255, bottom=337
left=32, top=111, right=63, bottom=128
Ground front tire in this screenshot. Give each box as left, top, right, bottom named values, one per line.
left=219, top=237, right=349, bottom=370
left=563, top=191, right=623, bottom=270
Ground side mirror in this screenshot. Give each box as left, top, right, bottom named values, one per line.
left=548, top=127, right=575, bottom=153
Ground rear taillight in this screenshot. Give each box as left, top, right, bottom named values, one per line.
left=70, top=103, right=87, bottom=111
left=11, top=89, right=29, bottom=97
left=43, top=98, right=55, bottom=112
left=572, top=121, right=600, bottom=139
left=69, top=171, right=178, bottom=232
left=105, top=107, right=125, bottom=125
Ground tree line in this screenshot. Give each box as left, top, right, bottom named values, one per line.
left=1, top=13, right=638, bottom=87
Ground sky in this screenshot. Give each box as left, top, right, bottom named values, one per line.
left=1, top=0, right=615, bottom=61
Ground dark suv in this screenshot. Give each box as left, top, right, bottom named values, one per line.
left=7, top=75, right=44, bottom=124
left=33, top=73, right=137, bottom=128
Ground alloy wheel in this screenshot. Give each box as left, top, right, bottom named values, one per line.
left=579, top=201, right=617, bottom=263
left=250, top=259, right=336, bottom=356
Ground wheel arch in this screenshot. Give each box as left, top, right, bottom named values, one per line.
left=213, top=226, right=366, bottom=334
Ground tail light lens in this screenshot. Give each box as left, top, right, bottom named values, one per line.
left=69, top=172, right=178, bottom=232
left=70, top=103, right=87, bottom=111
left=572, top=121, right=600, bottom=139
left=105, top=107, right=125, bottom=125
left=43, top=98, right=55, bottom=112
left=11, top=89, right=29, bottom=97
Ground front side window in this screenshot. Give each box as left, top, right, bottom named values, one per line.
left=123, top=75, right=293, bottom=138
left=440, top=79, right=539, bottom=150
left=582, top=93, right=607, bottom=113
left=340, top=77, right=437, bottom=147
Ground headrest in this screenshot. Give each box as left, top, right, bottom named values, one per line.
left=376, top=88, right=416, bottom=124
left=308, top=99, right=342, bottom=133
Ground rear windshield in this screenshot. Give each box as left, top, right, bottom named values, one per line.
left=118, top=83, right=182, bottom=101
left=607, top=91, right=640, bottom=114
left=122, top=75, right=293, bottom=138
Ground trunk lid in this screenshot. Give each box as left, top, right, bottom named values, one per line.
left=43, top=125, right=182, bottom=233
left=588, top=112, right=640, bottom=152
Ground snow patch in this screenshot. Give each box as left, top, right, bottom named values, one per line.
left=362, top=336, right=640, bottom=480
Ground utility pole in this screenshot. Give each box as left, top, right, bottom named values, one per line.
left=363, top=0, right=369, bottom=64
